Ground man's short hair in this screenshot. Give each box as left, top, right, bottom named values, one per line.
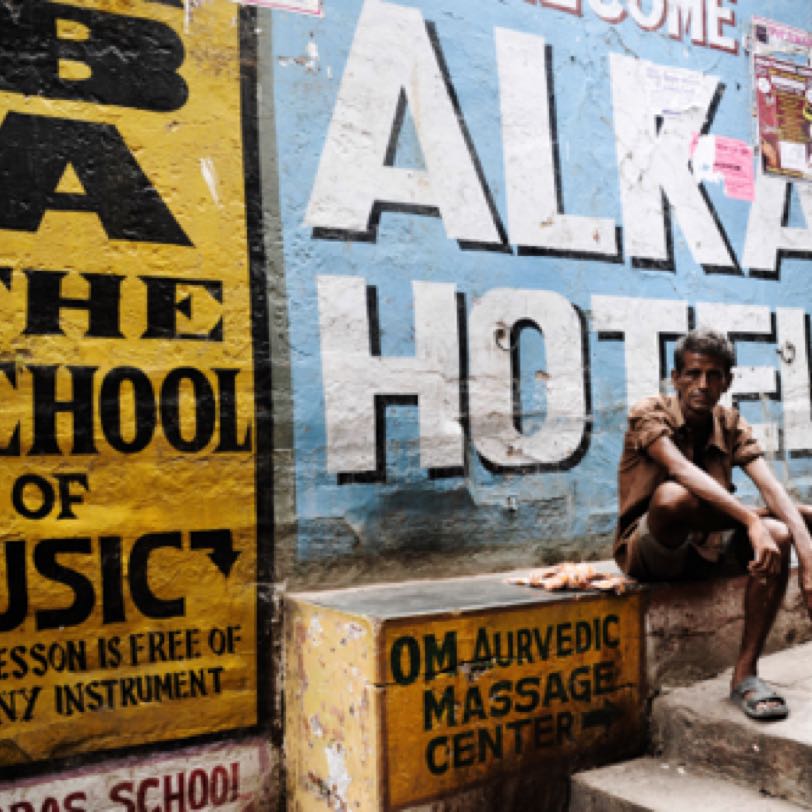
left=674, top=328, right=735, bottom=374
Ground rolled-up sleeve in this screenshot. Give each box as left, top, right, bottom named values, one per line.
left=731, top=415, right=764, bottom=467
left=628, top=398, right=673, bottom=452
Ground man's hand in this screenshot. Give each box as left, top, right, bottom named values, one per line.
left=744, top=458, right=812, bottom=616
left=747, top=518, right=781, bottom=578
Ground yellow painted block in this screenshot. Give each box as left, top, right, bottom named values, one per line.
left=0, top=0, right=259, bottom=767
left=286, top=578, right=645, bottom=811
left=285, top=599, right=384, bottom=811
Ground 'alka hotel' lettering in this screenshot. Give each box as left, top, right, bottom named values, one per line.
left=389, top=615, right=620, bottom=684
left=308, top=0, right=811, bottom=276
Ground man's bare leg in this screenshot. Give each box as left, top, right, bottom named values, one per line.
left=732, top=517, right=791, bottom=697
left=647, top=481, right=742, bottom=546
left=647, top=484, right=791, bottom=710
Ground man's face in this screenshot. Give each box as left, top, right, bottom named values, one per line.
left=671, top=350, right=731, bottom=423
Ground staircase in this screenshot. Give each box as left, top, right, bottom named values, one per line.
left=570, top=641, right=812, bottom=810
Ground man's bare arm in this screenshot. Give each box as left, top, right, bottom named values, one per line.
left=745, top=457, right=812, bottom=574
left=648, top=435, right=762, bottom=527
left=647, top=435, right=780, bottom=575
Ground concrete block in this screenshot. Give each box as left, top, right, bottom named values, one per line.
left=651, top=641, right=812, bottom=807
left=570, top=757, right=802, bottom=811
left=642, top=566, right=810, bottom=690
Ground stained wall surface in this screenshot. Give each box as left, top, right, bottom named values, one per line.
left=0, top=0, right=274, bottom=805
left=3, top=0, right=812, bottom=807
left=266, top=0, right=812, bottom=585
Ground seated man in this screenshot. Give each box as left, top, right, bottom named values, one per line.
left=614, top=328, right=812, bottom=720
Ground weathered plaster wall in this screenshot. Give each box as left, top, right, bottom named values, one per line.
left=4, top=0, right=812, bottom=807
left=265, top=0, right=812, bottom=588
left=0, top=0, right=275, bottom=806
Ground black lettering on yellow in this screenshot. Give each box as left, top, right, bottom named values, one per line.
left=25, top=269, right=124, bottom=338
left=603, top=614, right=620, bottom=648
left=472, top=626, right=492, bottom=662
left=0, top=3, right=188, bottom=111
left=516, top=628, right=533, bottom=664
left=29, top=365, right=98, bottom=455
left=505, top=718, right=532, bottom=754
left=141, top=276, right=223, bottom=341
left=557, top=710, right=574, bottom=742
left=423, top=685, right=455, bottom=731
left=0, top=114, right=191, bottom=245
left=452, top=730, right=476, bottom=768
left=533, top=626, right=552, bottom=659
left=424, top=631, right=457, bottom=680
left=391, top=636, right=420, bottom=685
left=594, top=660, right=616, bottom=695
left=575, top=620, right=592, bottom=653
left=493, top=631, right=513, bottom=666
left=488, top=679, right=512, bottom=718
left=569, top=665, right=592, bottom=702
left=129, top=532, right=185, bottom=619
left=425, top=736, right=448, bottom=775
left=462, top=685, right=486, bottom=723
left=542, top=671, right=568, bottom=707
left=477, top=725, right=503, bottom=762
left=514, top=676, right=540, bottom=714
left=34, top=537, right=94, bottom=630
left=556, top=623, right=573, bottom=656
left=533, top=713, right=554, bottom=747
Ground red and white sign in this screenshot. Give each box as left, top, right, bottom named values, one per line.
left=237, top=0, right=322, bottom=15
left=0, top=739, right=269, bottom=811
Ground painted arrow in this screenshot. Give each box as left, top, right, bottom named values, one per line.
left=190, top=529, right=240, bottom=577
left=581, top=700, right=622, bottom=732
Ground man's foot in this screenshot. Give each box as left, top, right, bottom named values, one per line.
left=730, top=675, right=789, bottom=721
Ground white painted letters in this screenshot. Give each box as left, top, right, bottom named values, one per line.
left=743, top=176, right=812, bottom=274
left=317, top=275, right=462, bottom=474
left=468, top=289, right=587, bottom=467
left=609, top=54, right=735, bottom=269
left=495, top=28, right=618, bottom=255
left=305, top=0, right=500, bottom=243
left=592, top=295, right=688, bottom=407
left=777, top=308, right=812, bottom=454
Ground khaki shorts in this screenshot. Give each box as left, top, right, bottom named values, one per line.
left=617, top=513, right=752, bottom=582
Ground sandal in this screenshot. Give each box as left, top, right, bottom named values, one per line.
left=730, top=675, right=789, bottom=721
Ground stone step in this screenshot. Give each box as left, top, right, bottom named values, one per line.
left=570, top=757, right=804, bottom=811
left=650, top=641, right=812, bottom=807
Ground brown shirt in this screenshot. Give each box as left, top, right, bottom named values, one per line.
left=614, top=394, right=763, bottom=563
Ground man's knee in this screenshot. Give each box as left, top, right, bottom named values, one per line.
left=650, top=481, right=699, bottom=519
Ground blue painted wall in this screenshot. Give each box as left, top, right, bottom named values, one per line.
left=269, top=0, right=812, bottom=564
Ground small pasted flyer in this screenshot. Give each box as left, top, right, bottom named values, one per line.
left=752, top=18, right=812, bottom=182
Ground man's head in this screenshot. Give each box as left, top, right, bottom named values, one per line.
left=672, top=329, right=734, bottom=424
left=674, top=328, right=735, bottom=374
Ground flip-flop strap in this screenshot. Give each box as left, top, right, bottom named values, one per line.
left=734, top=676, right=785, bottom=704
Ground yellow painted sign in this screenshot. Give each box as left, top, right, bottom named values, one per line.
left=382, top=596, right=644, bottom=809
left=0, top=0, right=262, bottom=768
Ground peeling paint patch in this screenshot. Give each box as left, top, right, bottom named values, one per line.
left=200, top=157, right=221, bottom=207
left=342, top=622, right=365, bottom=642
left=308, top=615, right=324, bottom=644
left=182, top=0, right=209, bottom=33
left=309, top=714, right=324, bottom=737
left=325, top=743, right=351, bottom=806
left=278, top=34, right=320, bottom=72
